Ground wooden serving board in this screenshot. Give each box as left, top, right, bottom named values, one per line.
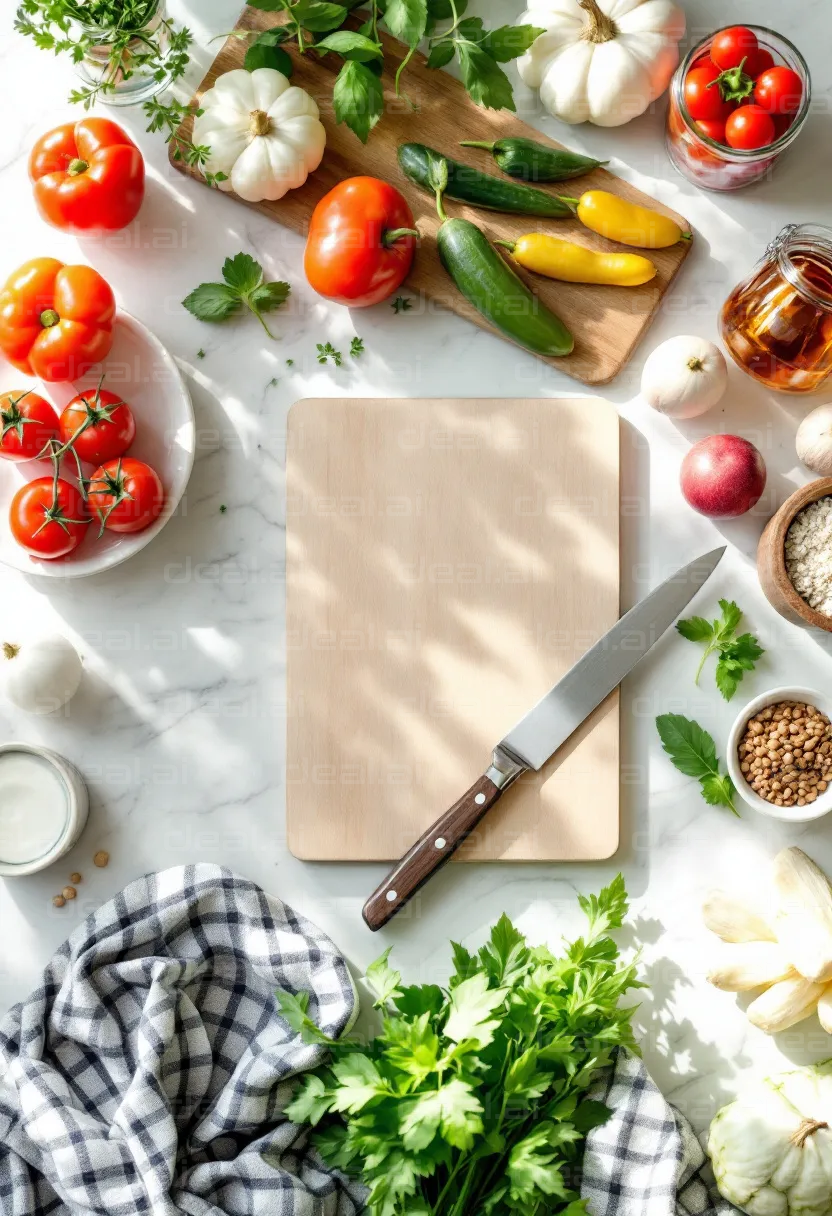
left=171, top=7, right=692, bottom=386
left=286, top=398, right=620, bottom=862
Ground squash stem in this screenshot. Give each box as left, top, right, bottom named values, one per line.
left=459, top=141, right=495, bottom=151
left=493, top=240, right=516, bottom=253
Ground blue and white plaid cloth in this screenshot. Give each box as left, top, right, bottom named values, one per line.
left=0, top=864, right=366, bottom=1216
left=583, top=1050, right=737, bottom=1216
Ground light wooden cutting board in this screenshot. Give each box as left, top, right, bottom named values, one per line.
left=171, top=6, right=692, bottom=386
left=286, top=398, right=620, bottom=862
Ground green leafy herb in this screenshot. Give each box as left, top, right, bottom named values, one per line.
left=219, top=504, right=227, bottom=513
left=282, top=880, right=642, bottom=1216
left=183, top=253, right=290, bottom=340
left=392, top=295, right=413, bottom=313
left=656, top=713, right=738, bottom=816
left=677, top=599, right=764, bottom=701
left=350, top=337, right=365, bottom=358
left=286, top=358, right=295, bottom=366
left=316, top=341, right=342, bottom=366
left=196, top=349, right=206, bottom=360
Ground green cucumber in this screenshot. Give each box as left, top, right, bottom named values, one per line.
left=398, top=142, right=574, bottom=218
left=460, top=137, right=606, bottom=183
left=437, top=218, right=574, bottom=358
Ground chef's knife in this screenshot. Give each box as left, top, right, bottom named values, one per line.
left=362, top=546, right=725, bottom=931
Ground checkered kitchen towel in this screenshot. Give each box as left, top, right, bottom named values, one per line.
left=0, top=864, right=367, bottom=1216
left=582, top=1050, right=737, bottom=1216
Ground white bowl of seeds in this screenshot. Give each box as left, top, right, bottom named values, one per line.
left=728, top=687, right=832, bottom=821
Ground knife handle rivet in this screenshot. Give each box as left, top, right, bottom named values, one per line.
left=474, top=793, right=486, bottom=805
left=435, top=837, right=446, bottom=850
left=386, top=890, right=397, bottom=903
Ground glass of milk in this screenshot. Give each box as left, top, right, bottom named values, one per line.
left=0, top=745, right=89, bottom=875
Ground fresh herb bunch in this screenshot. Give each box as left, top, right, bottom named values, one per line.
left=282, top=877, right=642, bottom=1215
left=676, top=599, right=764, bottom=702
left=245, top=0, right=545, bottom=142
left=656, top=713, right=738, bottom=816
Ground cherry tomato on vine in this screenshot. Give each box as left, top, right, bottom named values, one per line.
left=754, top=66, right=803, bottom=114
left=684, top=63, right=731, bottom=122
left=10, top=476, right=89, bottom=559
left=0, top=390, right=58, bottom=462
left=59, top=382, right=135, bottom=465
left=88, top=457, right=164, bottom=534
left=695, top=118, right=727, bottom=145
left=744, top=47, right=775, bottom=78
left=725, top=104, right=776, bottom=150
left=710, top=27, right=758, bottom=71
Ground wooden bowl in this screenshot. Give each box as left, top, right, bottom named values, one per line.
left=758, top=478, right=832, bottom=631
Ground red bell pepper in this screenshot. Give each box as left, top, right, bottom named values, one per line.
left=29, top=118, right=145, bottom=234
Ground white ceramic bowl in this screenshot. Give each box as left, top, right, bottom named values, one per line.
left=727, top=686, right=832, bottom=822
left=0, top=743, right=89, bottom=876
left=0, top=312, right=195, bottom=578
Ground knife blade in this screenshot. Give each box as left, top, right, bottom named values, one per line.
left=362, top=546, right=725, bottom=931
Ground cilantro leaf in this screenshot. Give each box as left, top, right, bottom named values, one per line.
left=275, top=988, right=333, bottom=1043
left=656, top=713, right=738, bottom=816
left=329, top=1054, right=387, bottom=1113
left=401, top=1078, right=483, bottom=1151
left=578, top=872, right=628, bottom=940
left=365, top=946, right=402, bottom=1008
left=333, top=59, right=384, bottom=142
left=481, top=23, right=544, bottom=62
left=444, top=973, right=506, bottom=1046
left=284, top=1073, right=333, bottom=1124
left=508, top=1124, right=568, bottom=1200
left=478, top=913, right=528, bottom=986
left=183, top=253, right=291, bottom=339
left=350, top=336, right=365, bottom=358
left=676, top=599, right=764, bottom=699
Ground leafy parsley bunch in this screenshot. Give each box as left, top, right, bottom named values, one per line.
left=281, top=877, right=642, bottom=1216
left=245, top=0, right=545, bottom=142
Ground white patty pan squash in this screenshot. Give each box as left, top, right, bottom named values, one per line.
left=517, top=0, right=685, bottom=127
left=709, top=1063, right=832, bottom=1216
left=193, top=68, right=326, bottom=203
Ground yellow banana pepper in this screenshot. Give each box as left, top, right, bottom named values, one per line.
left=496, top=234, right=657, bottom=286
left=560, top=190, right=692, bottom=249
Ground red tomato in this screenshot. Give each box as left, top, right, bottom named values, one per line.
left=744, top=47, right=775, bottom=78
left=754, top=66, right=803, bottom=114
left=0, top=258, right=115, bottom=382
left=29, top=118, right=145, bottom=234
left=725, top=104, right=776, bottom=149
left=0, top=390, right=58, bottom=462
left=88, top=457, right=164, bottom=533
left=59, top=382, right=135, bottom=465
left=10, top=476, right=89, bottom=559
left=695, top=118, right=727, bottom=144
left=304, top=177, right=418, bottom=308
left=684, top=63, right=731, bottom=121
left=710, top=26, right=758, bottom=71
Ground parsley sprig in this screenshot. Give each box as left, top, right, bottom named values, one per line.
left=183, top=254, right=290, bottom=339
left=676, top=599, right=764, bottom=701
left=282, top=879, right=642, bottom=1216
left=656, top=713, right=738, bottom=816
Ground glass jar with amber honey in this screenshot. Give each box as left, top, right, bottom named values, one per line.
left=721, top=225, right=832, bottom=393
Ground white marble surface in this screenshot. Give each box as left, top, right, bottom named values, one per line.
left=2, top=0, right=832, bottom=1137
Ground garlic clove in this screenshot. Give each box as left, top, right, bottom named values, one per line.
left=707, top=942, right=797, bottom=992
left=746, top=976, right=824, bottom=1034
left=773, top=848, right=832, bottom=984
left=796, top=402, right=832, bottom=477
left=703, top=889, right=776, bottom=943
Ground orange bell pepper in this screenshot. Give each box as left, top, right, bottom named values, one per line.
left=0, top=257, right=116, bottom=383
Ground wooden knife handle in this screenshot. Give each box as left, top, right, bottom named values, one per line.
left=362, top=774, right=503, bottom=931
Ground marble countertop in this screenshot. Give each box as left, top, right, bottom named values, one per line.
left=2, top=0, right=832, bottom=1137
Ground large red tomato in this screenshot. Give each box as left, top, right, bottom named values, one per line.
left=10, top=476, right=89, bottom=558
left=0, top=258, right=115, bottom=382
left=29, top=118, right=145, bottom=234
left=304, top=177, right=419, bottom=308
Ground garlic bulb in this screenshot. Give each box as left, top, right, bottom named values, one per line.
left=796, top=402, right=832, bottom=475
left=641, top=335, right=728, bottom=419
left=1, top=636, right=82, bottom=715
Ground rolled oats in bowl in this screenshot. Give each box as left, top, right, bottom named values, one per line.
left=785, top=496, right=832, bottom=616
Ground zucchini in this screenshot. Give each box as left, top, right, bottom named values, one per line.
left=460, top=137, right=606, bottom=183
left=398, top=142, right=575, bottom=218
left=437, top=218, right=574, bottom=358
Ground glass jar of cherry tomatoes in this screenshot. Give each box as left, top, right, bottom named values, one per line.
left=722, top=224, right=832, bottom=393
left=666, top=25, right=810, bottom=191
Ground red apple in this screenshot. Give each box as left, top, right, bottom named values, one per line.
left=680, top=434, right=766, bottom=518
